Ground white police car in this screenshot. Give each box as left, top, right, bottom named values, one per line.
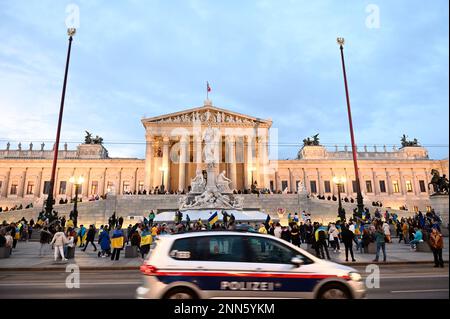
left=136, top=231, right=366, bottom=299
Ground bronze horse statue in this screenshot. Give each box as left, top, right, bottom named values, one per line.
left=429, top=169, right=449, bottom=194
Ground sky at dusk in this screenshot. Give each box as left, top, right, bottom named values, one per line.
left=0, top=0, right=448, bottom=160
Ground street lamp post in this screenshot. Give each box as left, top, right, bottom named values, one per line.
left=333, top=176, right=347, bottom=221
left=45, top=28, right=76, bottom=215
left=337, top=37, right=364, bottom=214
left=69, top=175, right=84, bottom=228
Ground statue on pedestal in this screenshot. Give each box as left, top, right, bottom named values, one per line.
left=216, top=171, right=232, bottom=193
left=191, top=170, right=206, bottom=193
left=203, top=126, right=218, bottom=164
left=429, top=169, right=449, bottom=195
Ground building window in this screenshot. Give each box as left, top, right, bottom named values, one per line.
left=405, top=180, right=413, bottom=193
left=338, top=184, right=345, bottom=193
left=270, top=180, right=274, bottom=192
left=379, top=180, right=386, bottom=193
left=138, top=182, right=144, bottom=192
left=0, top=181, right=2, bottom=194
left=310, top=181, right=317, bottom=194
left=43, top=181, right=51, bottom=195
left=419, top=180, right=426, bottom=193
left=59, top=181, right=66, bottom=195
left=352, top=180, right=358, bottom=193
left=365, top=181, right=373, bottom=193
left=91, top=181, right=98, bottom=195
left=392, top=181, right=400, bottom=193
left=281, top=180, right=288, bottom=192
left=26, top=182, right=34, bottom=195
left=295, top=180, right=301, bottom=192
left=123, top=181, right=131, bottom=194
left=107, top=182, right=114, bottom=193
left=324, top=180, right=331, bottom=193
left=10, top=182, right=18, bottom=195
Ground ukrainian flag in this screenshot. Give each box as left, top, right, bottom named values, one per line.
left=208, top=211, right=219, bottom=226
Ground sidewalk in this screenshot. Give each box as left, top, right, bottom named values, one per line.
left=0, top=238, right=448, bottom=271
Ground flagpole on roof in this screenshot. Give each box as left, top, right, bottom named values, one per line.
left=206, top=81, right=209, bottom=100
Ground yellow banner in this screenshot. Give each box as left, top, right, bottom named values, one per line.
left=140, top=235, right=152, bottom=246
left=111, top=237, right=124, bottom=249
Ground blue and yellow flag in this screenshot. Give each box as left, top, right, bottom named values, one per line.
left=208, top=211, right=218, bottom=226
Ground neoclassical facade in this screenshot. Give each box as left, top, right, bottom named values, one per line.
left=0, top=100, right=448, bottom=211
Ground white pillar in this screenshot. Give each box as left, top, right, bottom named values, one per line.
left=226, top=136, right=237, bottom=190
left=245, top=136, right=253, bottom=189
left=178, top=135, right=188, bottom=192
left=162, top=136, right=170, bottom=191
left=144, top=133, right=154, bottom=191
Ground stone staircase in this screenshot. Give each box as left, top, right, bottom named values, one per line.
left=1, top=194, right=416, bottom=227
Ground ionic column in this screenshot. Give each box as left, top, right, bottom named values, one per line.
left=245, top=136, right=253, bottom=189
left=195, top=136, right=203, bottom=172
left=144, top=133, right=154, bottom=191
left=178, top=135, right=188, bottom=192
left=162, top=136, right=170, bottom=191
left=226, top=136, right=237, bottom=190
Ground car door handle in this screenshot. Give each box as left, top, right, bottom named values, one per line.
left=197, top=266, right=204, bottom=269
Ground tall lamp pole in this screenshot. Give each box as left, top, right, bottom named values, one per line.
left=45, top=28, right=76, bottom=215
left=337, top=37, right=364, bottom=214
left=333, top=176, right=346, bottom=221
left=69, top=176, right=84, bottom=228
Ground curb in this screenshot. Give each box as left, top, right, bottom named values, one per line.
left=0, top=260, right=448, bottom=271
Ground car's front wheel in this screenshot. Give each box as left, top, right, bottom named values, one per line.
left=317, top=283, right=352, bottom=299
left=163, top=287, right=198, bottom=299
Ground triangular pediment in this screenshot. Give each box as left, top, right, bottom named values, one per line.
left=141, top=102, right=272, bottom=127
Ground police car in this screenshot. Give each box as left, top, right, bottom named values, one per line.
left=136, top=231, right=366, bottom=299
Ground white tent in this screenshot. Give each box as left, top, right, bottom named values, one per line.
left=153, top=210, right=271, bottom=223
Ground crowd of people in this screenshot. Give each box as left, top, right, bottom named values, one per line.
left=0, top=206, right=446, bottom=268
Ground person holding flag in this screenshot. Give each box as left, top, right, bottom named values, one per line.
left=208, top=211, right=219, bottom=229
left=139, top=227, right=152, bottom=259
left=110, top=226, right=125, bottom=261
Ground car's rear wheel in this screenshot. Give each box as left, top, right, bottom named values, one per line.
left=163, top=287, right=197, bottom=299
left=317, top=283, right=352, bottom=299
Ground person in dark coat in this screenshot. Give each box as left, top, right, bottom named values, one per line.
left=290, top=225, right=301, bottom=247
left=341, top=224, right=356, bottom=262
left=82, top=225, right=97, bottom=252
left=98, top=226, right=111, bottom=257
left=281, top=226, right=291, bottom=242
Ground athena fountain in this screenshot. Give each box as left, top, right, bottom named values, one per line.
left=178, top=125, right=244, bottom=210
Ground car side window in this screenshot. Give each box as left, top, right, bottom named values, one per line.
left=170, top=236, right=246, bottom=262
left=246, top=236, right=308, bottom=264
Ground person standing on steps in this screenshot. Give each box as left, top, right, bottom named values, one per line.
left=373, top=225, right=387, bottom=263
left=341, top=224, right=356, bottom=262
left=83, top=225, right=97, bottom=252
left=50, top=226, right=68, bottom=262
left=110, top=226, right=125, bottom=261
left=429, top=226, right=444, bottom=268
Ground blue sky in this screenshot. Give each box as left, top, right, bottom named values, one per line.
left=0, top=0, right=448, bottom=159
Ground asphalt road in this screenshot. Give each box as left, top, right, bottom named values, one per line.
left=0, top=264, right=447, bottom=299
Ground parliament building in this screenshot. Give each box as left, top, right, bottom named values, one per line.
left=0, top=100, right=448, bottom=212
